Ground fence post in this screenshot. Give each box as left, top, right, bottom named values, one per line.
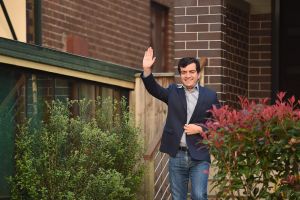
left=144, top=159, right=155, bottom=200
left=133, top=73, right=174, bottom=200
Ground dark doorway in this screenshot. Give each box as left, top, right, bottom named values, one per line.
left=273, top=0, right=300, bottom=100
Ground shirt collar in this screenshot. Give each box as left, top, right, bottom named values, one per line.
left=177, top=83, right=199, bottom=91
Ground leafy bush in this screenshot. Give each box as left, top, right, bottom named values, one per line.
left=204, top=92, right=300, bottom=199
left=9, top=97, right=144, bottom=200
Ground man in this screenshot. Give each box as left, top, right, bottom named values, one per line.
left=141, top=47, right=220, bottom=200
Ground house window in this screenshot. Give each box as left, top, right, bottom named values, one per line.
left=151, top=2, right=168, bottom=72
left=69, top=80, right=129, bottom=117
left=0, top=65, right=26, bottom=198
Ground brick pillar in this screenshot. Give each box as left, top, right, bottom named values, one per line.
left=174, top=0, right=252, bottom=106
left=223, top=1, right=250, bottom=107
left=248, top=14, right=272, bottom=101
left=174, top=0, right=226, bottom=102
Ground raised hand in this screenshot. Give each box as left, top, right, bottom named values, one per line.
left=142, top=47, right=156, bottom=76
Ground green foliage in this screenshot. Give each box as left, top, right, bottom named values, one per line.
left=205, top=93, right=300, bottom=199
left=9, top=97, right=144, bottom=200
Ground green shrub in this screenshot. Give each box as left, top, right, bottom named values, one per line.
left=9, top=97, right=144, bottom=200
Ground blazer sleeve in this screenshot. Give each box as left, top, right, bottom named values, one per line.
left=140, top=72, right=170, bottom=104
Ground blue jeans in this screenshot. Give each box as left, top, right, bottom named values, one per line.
left=169, top=150, right=210, bottom=200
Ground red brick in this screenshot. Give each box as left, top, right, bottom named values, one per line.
left=250, top=29, right=271, bottom=37
left=198, top=0, right=223, bottom=6
left=209, top=76, right=222, bottom=83
left=186, top=41, right=208, bottom=49
left=249, top=83, right=259, bottom=90
left=249, top=68, right=259, bottom=74
left=205, top=66, right=222, bottom=75
left=174, top=7, right=185, bottom=15
left=186, top=7, right=209, bottom=15
left=250, top=14, right=271, bottom=21
left=261, top=83, right=271, bottom=90
left=249, top=91, right=271, bottom=98
left=174, top=0, right=197, bottom=7
left=41, top=0, right=174, bottom=70
left=250, top=45, right=271, bottom=52
left=261, top=53, right=271, bottom=59
left=204, top=84, right=223, bottom=92
left=249, top=60, right=271, bottom=66
left=209, top=58, right=224, bottom=66
left=175, top=16, right=197, bottom=24
left=198, top=15, right=222, bottom=23
left=249, top=21, right=260, bottom=29
left=249, top=75, right=271, bottom=82
left=250, top=53, right=259, bottom=59
left=175, top=33, right=197, bottom=41
left=175, top=24, right=185, bottom=32
left=210, top=6, right=223, bottom=14
left=175, top=42, right=185, bottom=49
left=260, top=68, right=271, bottom=74
left=260, top=37, right=271, bottom=44
left=175, top=50, right=197, bottom=58
left=210, top=41, right=223, bottom=49
left=198, top=50, right=222, bottom=57
left=261, top=22, right=271, bottom=29
left=210, top=23, right=224, bottom=32
left=186, top=24, right=208, bottom=32
left=198, top=32, right=221, bottom=40
left=250, top=37, right=259, bottom=44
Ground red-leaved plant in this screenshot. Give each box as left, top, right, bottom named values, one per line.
left=203, top=92, right=300, bottom=199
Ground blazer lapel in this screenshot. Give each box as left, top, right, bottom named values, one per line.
left=189, top=84, right=206, bottom=123
left=177, top=86, right=187, bottom=114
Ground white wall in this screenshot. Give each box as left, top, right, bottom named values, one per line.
left=0, top=0, right=26, bottom=42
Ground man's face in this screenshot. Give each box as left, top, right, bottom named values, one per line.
left=179, top=63, right=200, bottom=90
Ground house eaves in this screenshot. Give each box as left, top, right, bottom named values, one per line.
left=0, top=37, right=142, bottom=89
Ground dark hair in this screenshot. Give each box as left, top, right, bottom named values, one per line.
left=177, top=57, right=200, bottom=74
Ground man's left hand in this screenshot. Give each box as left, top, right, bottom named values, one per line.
left=184, top=124, right=203, bottom=135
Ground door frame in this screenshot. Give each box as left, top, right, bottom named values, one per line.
left=271, top=0, right=280, bottom=103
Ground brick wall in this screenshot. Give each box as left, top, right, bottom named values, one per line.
left=41, top=0, right=174, bottom=70
left=174, top=0, right=250, bottom=106
left=248, top=14, right=272, bottom=101
left=174, top=0, right=225, bottom=101
left=37, top=0, right=273, bottom=103
left=223, top=1, right=249, bottom=107
left=153, top=0, right=175, bottom=72
left=174, top=0, right=274, bottom=107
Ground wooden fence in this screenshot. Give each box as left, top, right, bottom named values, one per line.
left=130, top=73, right=174, bottom=200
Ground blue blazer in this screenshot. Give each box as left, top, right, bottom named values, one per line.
left=141, top=73, right=220, bottom=162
